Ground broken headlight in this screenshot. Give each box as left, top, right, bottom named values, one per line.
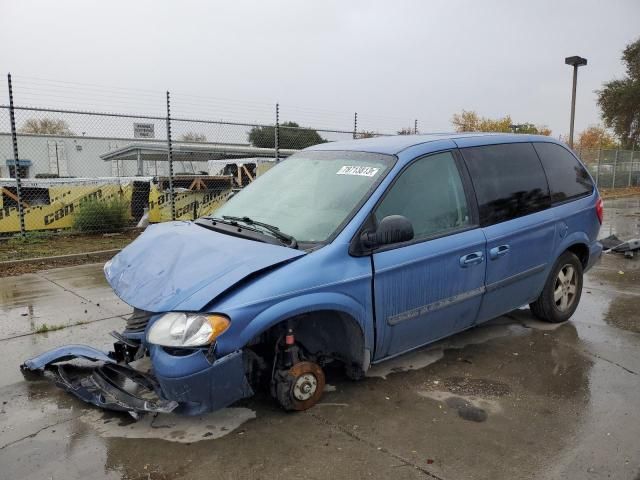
left=147, top=312, right=230, bottom=347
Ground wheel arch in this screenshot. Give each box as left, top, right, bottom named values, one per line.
left=238, top=292, right=370, bottom=369
left=557, top=232, right=591, bottom=269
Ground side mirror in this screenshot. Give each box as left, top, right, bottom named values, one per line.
left=361, top=215, right=414, bottom=248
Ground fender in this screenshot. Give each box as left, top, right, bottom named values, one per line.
left=216, top=291, right=371, bottom=356
left=555, top=231, right=591, bottom=262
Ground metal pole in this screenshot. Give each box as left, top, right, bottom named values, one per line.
left=612, top=149, right=618, bottom=189
left=7, top=74, right=25, bottom=237
left=629, top=144, right=635, bottom=187
left=414, top=119, right=418, bottom=134
left=165, top=91, right=176, bottom=221
left=568, top=65, right=578, bottom=148
left=275, top=103, right=280, bottom=163
left=353, top=112, right=358, bottom=139
left=595, top=143, right=601, bottom=187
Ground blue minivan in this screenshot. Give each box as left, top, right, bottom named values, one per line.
left=23, top=133, right=603, bottom=416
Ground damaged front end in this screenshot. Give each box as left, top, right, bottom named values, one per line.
left=21, top=311, right=254, bottom=418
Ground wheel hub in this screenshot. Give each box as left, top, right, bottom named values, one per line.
left=554, top=264, right=577, bottom=312
left=293, top=373, right=317, bottom=401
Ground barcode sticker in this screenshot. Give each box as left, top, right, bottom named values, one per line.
left=336, top=166, right=380, bottom=177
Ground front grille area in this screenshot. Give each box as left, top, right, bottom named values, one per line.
left=124, top=309, right=152, bottom=333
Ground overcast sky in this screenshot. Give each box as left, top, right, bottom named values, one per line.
left=1, top=0, right=639, bottom=136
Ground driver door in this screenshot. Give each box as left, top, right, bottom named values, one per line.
left=372, top=151, right=486, bottom=359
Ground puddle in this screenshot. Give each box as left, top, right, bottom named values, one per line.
left=367, top=319, right=527, bottom=379
left=367, top=348, right=444, bottom=379
left=600, top=196, right=640, bottom=240
left=604, top=294, right=640, bottom=333
left=80, top=407, right=256, bottom=443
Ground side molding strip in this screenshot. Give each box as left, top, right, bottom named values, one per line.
left=388, top=286, right=485, bottom=326
left=485, top=263, right=546, bottom=293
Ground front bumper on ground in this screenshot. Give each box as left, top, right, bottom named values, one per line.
left=21, top=343, right=254, bottom=417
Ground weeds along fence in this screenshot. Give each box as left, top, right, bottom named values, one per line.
left=1, top=74, right=417, bottom=238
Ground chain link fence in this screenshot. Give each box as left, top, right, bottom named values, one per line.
left=576, top=147, right=640, bottom=190
left=2, top=74, right=637, bottom=249
left=0, top=77, right=406, bottom=243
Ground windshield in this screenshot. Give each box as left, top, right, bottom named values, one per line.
left=213, top=151, right=395, bottom=243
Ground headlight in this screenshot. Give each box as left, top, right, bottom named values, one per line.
left=147, top=312, right=230, bottom=347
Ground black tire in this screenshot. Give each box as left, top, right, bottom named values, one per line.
left=529, top=251, right=583, bottom=323
left=274, top=361, right=325, bottom=411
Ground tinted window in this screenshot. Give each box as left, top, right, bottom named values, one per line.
left=533, top=142, right=593, bottom=203
left=461, top=143, right=550, bottom=225
left=375, top=151, right=470, bottom=239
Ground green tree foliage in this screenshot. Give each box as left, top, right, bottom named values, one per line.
left=20, top=118, right=74, bottom=135
left=512, top=123, right=552, bottom=136
left=451, top=110, right=551, bottom=135
left=248, top=121, right=326, bottom=149
left=597, top=38, right=640, bottom=148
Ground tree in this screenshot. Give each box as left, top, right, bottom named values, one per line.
left=397, top=127, right=415, bottom=135
left=180, top=132, right=207, bottom=142
left=451, top=110, right=551, bottom=135
left=575, top=125, right=619, bottom=150
left=248, top=121, right=326, bottom=149
left=513, top=123, right=552, bottom=136
left=20, top=118, right=73, bottom=135
left=356, top=130, right=379, bottom=139
left=597, top=38, right=640, bottom=148
left=451, top=110, right=512, bottom=133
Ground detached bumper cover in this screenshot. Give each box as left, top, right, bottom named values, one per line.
left=21, top=344, right=253, bottom=417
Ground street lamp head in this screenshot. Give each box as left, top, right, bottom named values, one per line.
left=565, top=56, right=587, bottom=67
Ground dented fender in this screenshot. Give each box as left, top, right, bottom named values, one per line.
left=217, top=291, right=372, bottom=357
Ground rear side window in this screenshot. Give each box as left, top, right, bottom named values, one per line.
left=461, top=143, right=551, bottom=225
left=533, top=142, right=593, bottom=203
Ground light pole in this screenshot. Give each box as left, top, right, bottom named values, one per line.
left=565, top=55, right=587, bottom=148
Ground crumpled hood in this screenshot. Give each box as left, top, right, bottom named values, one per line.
left=105, top=221, right=305, bottom=312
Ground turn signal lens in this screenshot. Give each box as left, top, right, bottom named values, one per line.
left=206, top=314, right=231, bottom=343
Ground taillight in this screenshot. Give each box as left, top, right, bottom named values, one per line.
left=595, top=196, right=604, bottom=224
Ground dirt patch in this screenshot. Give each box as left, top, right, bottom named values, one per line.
left=0, top=230, right=140, bottom=276
left=441, top=376, right=512, bottom=397
left=600, top=186, right=640, bottom=199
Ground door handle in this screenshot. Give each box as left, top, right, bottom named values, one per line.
left=459, top=251, right=484, bottom=267
left=489, top=244, right=510, bottom=260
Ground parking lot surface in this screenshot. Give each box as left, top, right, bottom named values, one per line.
left=1, top=197, right=639, bottom=480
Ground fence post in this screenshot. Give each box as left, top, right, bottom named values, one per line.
left=630, top=144, right=635, bottom=187
left=595, top=144, right=601, bottom=187
left=612, top=149, right=618, bottom=189
left=165, top=91, right=176, bottom=221
left=353, top=112, right=358, bottom=139
left=414, top=119, right=418, bottom=134
left=274, top=103, right=280, bottom=163
left=7, top=73, right=26, bottom=237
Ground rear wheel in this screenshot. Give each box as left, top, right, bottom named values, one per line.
left=529, top=251, right=583, bottom=323
left=274, top=361, right=325, bottom=411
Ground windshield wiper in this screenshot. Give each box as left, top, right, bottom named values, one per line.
left=221, top=216, right=298, bottom=249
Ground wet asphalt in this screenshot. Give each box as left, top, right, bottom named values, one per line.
left=1, top=197, right=639, bottom=480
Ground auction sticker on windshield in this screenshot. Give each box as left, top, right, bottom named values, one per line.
left=336, top=166, right=380, bottom=177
